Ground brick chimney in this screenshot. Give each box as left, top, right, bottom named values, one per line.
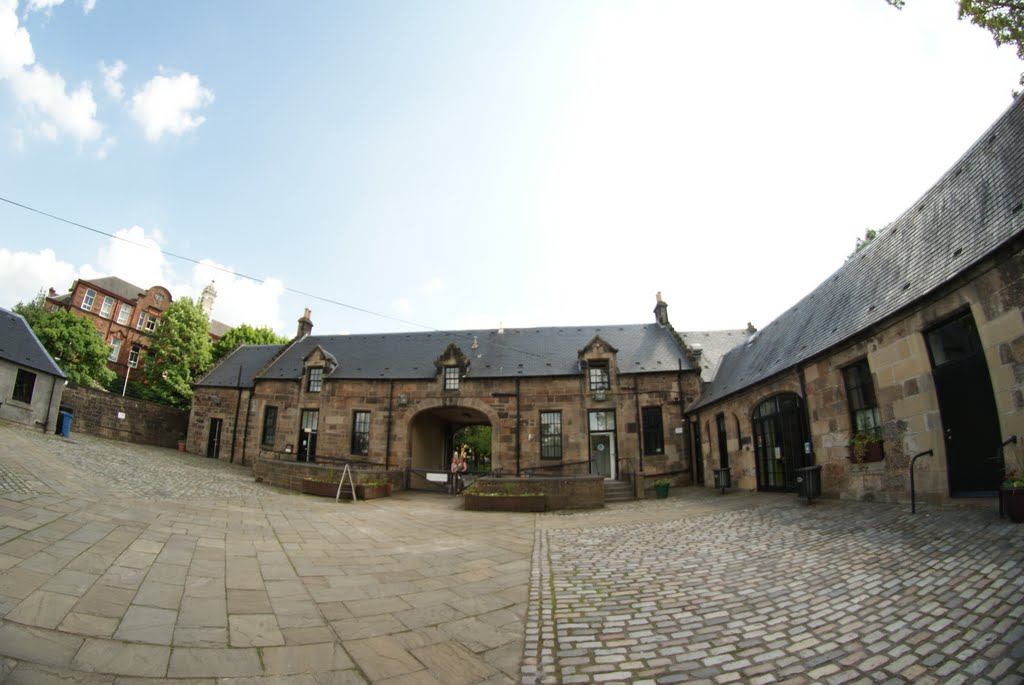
left=654, top=292, right=669, bottom=327
left=296, top=308, right=313, bottom=338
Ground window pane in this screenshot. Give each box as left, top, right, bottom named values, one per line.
left=844, top=360, right=881, bottom=438
left=308, top=368, right=323, bottom=392
left=444, top=367, right=459, bottom=390
left=109, top=338, right=121, bottom=362
left=351, top=410, right=370, bottom=455
left=262, top=406, right=277, bottom=446
left=589, top=364, right=610, bottom=391
left=13, top=369, right=35, bottom=403
left=540, top=411, right=562, bottom=459
left=99, top=297, right=114, bottom=318
left=117, top=304, right=132, bottom=325
left=589, top=410, right=614, bottom=431
left=301, top=410, right=318, bottom=432
left=642, top=406, right=664, bottom=455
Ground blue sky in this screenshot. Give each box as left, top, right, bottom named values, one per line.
left=1, top=1, right=1022, bottom=338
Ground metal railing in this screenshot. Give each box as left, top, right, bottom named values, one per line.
left=909, top=449, right=933, bottom=514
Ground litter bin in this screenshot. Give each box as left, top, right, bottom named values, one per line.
left=713, top=467, right=731, bottom=494
left=57, top=411, right=72, bottom=438
left=796, top=464, right=822, bottom=503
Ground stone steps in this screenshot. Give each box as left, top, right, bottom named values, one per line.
left=603, top=479, right=634, bottom=503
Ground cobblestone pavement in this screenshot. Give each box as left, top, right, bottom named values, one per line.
left=525, top=495, right=1024, bottom=684
left=1, top=421, right=1023, bottom=684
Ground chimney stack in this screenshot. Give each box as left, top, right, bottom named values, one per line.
left=296, top=308, right=313, bottom=338
left=654, top=291, right=670, bottom=327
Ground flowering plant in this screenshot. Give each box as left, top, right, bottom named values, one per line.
left=1003, top=446, right=1024, bottom=490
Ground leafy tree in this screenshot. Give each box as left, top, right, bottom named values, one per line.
left=886, top=1, right=1024, bottom=85
left=848, top=228, right=878, bottom=259
left=144, top=297, right=213, bottom=409
left=12, top=295, right=116, bottom=387
left=211, top=323, right=289, bottom=364
left=454, top=425, right=492, bottom=470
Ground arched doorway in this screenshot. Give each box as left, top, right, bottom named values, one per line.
left=408, top=405, right=493, bottom=489
left=752, top=393, right=808, bottom=492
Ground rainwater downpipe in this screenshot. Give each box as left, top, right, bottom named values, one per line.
left=385, top=381, right=394, bottom=470
left=515, top=378, right=521, bottom=476
left=797, top=364, right=814, bottom=465
left=633, top=382, right=643, bottom=472
left=241, top=389, right=253, bottom=466
left=230, top=365, right=242, bottom=463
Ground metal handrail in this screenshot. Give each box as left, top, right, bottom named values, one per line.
left=909, top=449, right=933, bottom=514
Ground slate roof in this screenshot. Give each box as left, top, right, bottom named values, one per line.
left=690, top=95, right=1024, bottom=411
left=677, top=329, right=752, bottom=383
left=254, top=323, right=694, bottom=382
left=195, top=345, right=285, bottom=388
left=208, top=320, right=231, bottom=338
left=85, top=276, right=147, bottom=301
left=0, top=307, right=66, bottom=379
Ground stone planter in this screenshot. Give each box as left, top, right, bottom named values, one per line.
left=848, top=441, right=884, bottom=464
left=1001, top=488, right=1024, bottom=523
left=356, top=483, right=392, bottom=500
left=302, top=479, right=341, bottom=497
left=464, top=494, right=546, bottom=512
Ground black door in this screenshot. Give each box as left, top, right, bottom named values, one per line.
left=926, top=312, right=1002, bottom=496
left=752, top=394, right=807, bottom=492
left=206, top=418, right=222, bottom=459
left=297, top=409, right=319, bottom=462
left=716, top=414, right=729, bottom=469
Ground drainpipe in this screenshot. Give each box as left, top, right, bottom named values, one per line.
left=515, top=378, right=521, bottom=475
left=797, top=364, right=814, bottom=465
left=230, top=365, right=242, bottom=463
left=633, top=382, right=643, bottom=472
left=241, top=389, right=253, bottom=466
left=386, top=380, right=394, bottom=470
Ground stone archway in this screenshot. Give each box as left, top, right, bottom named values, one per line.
left=408, top=403, right=494, bottom=473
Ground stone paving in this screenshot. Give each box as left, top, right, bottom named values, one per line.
left=0, top=420, right=1023, bottom=684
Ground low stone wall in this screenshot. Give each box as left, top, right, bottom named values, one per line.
left=470, top=475, right=604, bottom=510
left=59, top=385, right=188, bottom=449
left=254, top=457, right=402, bottom=494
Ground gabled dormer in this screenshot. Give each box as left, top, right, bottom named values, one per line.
left=578, top=336, right=618, bottom=399
left=302, top=345, right=337, bottom=393
left=434, top=342, right=470, bottom=392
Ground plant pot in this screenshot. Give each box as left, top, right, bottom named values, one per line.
left=356, top=483, right=392, bottom=500
left=848, top=441, right=884, bottom=464
left=177, top=440, right=186, bottom=451
left=302, top=479, right=340, bottom=497
left=1002, top=488, right=1024, bottom=523
left=654, top=483, right=670, bottom=499
left=464, top=493, right=546, bottom=512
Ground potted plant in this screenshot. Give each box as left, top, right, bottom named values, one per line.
left=653, top=478, right=671, bottom=499
left=302, top=470, right=340, bottom=497
left=463, top=483, right=546, bottom=512
left=848, top=431, right=884, bottom=463
left=1001, top=450, right=1024, bottom=524
left=177, top=434, right=186, bottom=451
left=355, top=476, right=392, bottom=500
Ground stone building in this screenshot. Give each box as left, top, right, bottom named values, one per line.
left=189, top=303, right=743, bottom=486
left=47, top=277, right=229, bottom=383
left=687, top=94, right=1024, bottom=504
left=0, top=307, right=65, bottom=433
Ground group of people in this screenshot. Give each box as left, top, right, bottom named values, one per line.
left=449, top=446, right=471, bottom=494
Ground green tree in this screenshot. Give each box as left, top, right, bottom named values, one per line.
left=848, top=228, right=878, bottom=259
left=144, top=297, right=213, bottom=409
left=886, top=1, right=1024, bottom=85
left=211, top=323, right=289, bottom=364
left=12, top=295, right=116, bottom=387
left=454, top=425, right=492, bottom=470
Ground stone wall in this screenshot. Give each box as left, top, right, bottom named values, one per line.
left=60, top=385, right=188, bottom=448
left=253, top=456, right=400, bottom=493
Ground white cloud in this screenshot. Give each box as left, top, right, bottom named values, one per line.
left=1, top=1, right=104, bottom=149
left=0, top=0, right=34, bottom=79
left=0, top=247, right=77, bottom=309
left=418, top=276, right=444, bottom=296
left=100, top=59, right=125, bottom=99
left=392, top=298, right=412, bottom=314
left=130, top=71, right=213, bottom=141
left=81, top=225, right=173, bottom=288
left=9, top=65, right=102, bottom=142
left=185, top=261, right=286, bottom=333
left=82, top=0, right=95, bottom=13
left=25, top=0, right=64, bottom=12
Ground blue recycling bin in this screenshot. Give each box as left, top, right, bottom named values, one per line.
left=57, top=411, right=72, bottom=438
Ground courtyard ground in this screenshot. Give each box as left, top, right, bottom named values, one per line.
left=0, top=421, right=1021, bottom=684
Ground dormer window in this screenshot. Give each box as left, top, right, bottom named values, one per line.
left=444, top=366, right=460, bottom=391
left=307, top=367, right=323, bottom=392
left=589, top=361, right=610, bottom=391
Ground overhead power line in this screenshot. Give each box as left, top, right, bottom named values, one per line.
left=0, top=195, right=547, bottom=359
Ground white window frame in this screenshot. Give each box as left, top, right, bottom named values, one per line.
left=109, top=338, right=122, bottom=362
left=128, top=345, right=140, bottom=368
left=117, top=304, right=132, bottom=325
left=99, top=296, right=115, bottom=319
left=82, top=288, right=96, bottom=311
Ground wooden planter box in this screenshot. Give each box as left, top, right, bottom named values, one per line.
left=464, top=494, right=546, bottom=512
left=356, top=483, right=392, bottom=500
left=848, top=441, right=884, bottom=464
left=302, top=479, right=341, bottom=497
